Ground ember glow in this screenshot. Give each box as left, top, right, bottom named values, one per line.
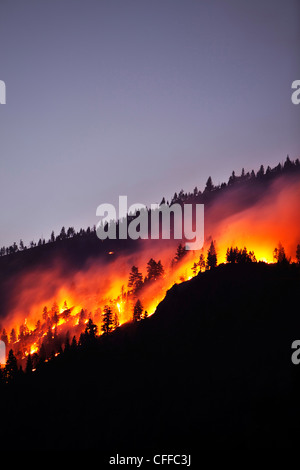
left=1, top=173, right=300, bottom=366
left=0, top=244, right=199, bottom=366
left=205, top=174, right=300, bottom=264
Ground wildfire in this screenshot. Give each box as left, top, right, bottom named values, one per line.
left=2, top=172, right=300, bottom=366
left=0, top=239, right=284, bottom=368
left=30, top=344, right=38, bottom=355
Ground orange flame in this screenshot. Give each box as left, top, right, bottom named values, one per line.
left=1, top=173, right=300, bottom=365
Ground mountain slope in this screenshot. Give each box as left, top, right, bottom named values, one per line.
left=0, top=262, right=299, bottom=450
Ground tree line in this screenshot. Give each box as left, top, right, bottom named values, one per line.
left=1, top=155, right=299, bottom=258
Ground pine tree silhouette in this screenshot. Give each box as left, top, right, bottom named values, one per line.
left=133, top=299, right=143, bottom=322
left=101, top=306, right=114, bottom=335
left=5, top=349, right=18, bottom=381
left=207, top=240, right=217, bottom=269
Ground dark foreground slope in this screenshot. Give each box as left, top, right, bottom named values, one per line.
left=1, top=262, right=300, bottom=450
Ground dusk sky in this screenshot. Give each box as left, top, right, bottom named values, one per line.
left=0, top=0, right=299, bottom=248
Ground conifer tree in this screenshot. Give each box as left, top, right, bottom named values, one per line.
left=133, top=299, right=143, bottom=322
left=101, top=306, right=114, bottom=335
left=206, top=240, right=217, bottom=269
left=174, top=243, right=187, bottom=263
left=85, top=318, right=98, bottom=339
left=5, top=349, right=18, bottom=381
left=25, top=354, right=33, bottom=374
left=146, top=258, right=164, bottom=281
left=128, top=266, right=143, bottom=294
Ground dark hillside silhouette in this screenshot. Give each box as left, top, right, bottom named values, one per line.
left=1, top=262, right=300, bottom=450
left=1, top=157, right=300, bottom=451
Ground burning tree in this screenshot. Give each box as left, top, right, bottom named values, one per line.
left=5, top=349, right=18, bottom=382
left=85, top=318, right=98, bottom=339
left=191, top=262, right=198, bottom=276
left=128, top=265, right=143, bottom=295
left=145, top=258, right=164, bottom=282
left=143, top=310, right=148, bottom=320
left=173, top=243, right=187, bottom=263
left=101, top=306, right=114, bottom=335
left=51, top=302, right=59, bottom=326
left=133, top=299, right=143, bottom=322
left=273, top=243, right=290, bottom=264
left=113, top=311, right=120, bottom=329
left=10, top=328, right=17, bottom=343
left=25, top=354, right=33, bottom=374
left=191, top=252, right=206, bottom=276
left=206, top=240, right=217, bottom=269
left=226, top=246, right=257, bottom=264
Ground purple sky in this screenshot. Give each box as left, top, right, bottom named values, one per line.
left=0, top=0, right=299, bottom=248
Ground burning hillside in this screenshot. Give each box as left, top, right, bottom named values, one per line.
left=1, top=159, right=300, bottom=370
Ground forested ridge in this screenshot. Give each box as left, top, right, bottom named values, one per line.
left=0, top=155, right=298, bottom=259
